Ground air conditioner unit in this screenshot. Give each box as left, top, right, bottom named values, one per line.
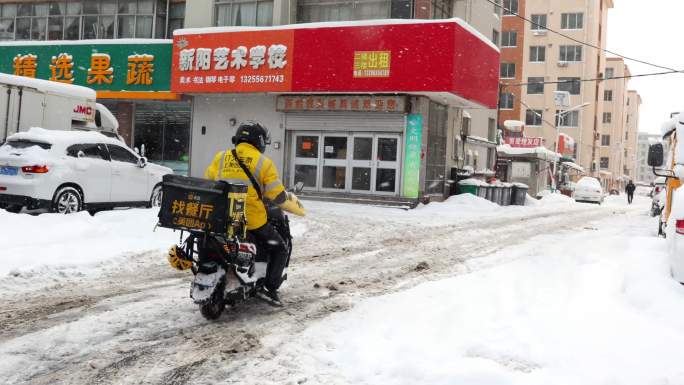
left=533, top=30, right=547, bottom=36
left=557, top=61, right=569, bottom=67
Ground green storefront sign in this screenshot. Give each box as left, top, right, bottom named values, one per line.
left=0, top=41, right=172, bottom=95
left=403, top=114, right=423, bottom=198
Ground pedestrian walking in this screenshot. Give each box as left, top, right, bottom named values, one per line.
left=625, top=180, right=636, bottom=204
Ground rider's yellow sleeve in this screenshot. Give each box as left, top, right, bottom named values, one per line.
left=260, top=157, right=286, bottom=201
left=204, top=151, right=224, bottom=181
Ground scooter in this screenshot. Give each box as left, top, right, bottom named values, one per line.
left=158, top=174, right=303, bottom=320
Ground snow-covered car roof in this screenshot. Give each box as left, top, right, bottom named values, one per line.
left=0, top=73, right=95, bottom=100
left=6, top=127, right=127, bottom=147
left=577, top=176, right=601, bottom=186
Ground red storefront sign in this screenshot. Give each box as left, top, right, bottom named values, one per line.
left=171, top=20, right=500, bottom=109
left=505, top=137, right=543, bottom=148
left=276, top=95, right=406, bottom=113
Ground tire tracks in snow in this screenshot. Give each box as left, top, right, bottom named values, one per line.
left=0, top=205, right=632, bottom=385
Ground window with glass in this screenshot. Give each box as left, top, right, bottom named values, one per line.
left=602, top=112, right=612, bottom=123
left=530, top=14, right=546, bottom=30
left=559, top=45, right=582, bottom=62
left=561, top=12, right=583, bottom=29
left=601, top=135, right=610, bottom=146
left=525, top=109, right=543, bottom=126
left=527, top=77, right=544, bottom=94
left=297, top=0, right=413, bottom=23
left=557, top=77, right=581, bottom=95
left=500, top=62, right=515, bottom=79
left=503, top=0, right=518, bottom=15
left=168, top=1, right=185, bottom=38
left=606, top=67, right=615, bottom=79
left=529, top=46, right=546, bottom=62
left=604, top=90, right=613, bottom=101
left=499, top=93, right=514, bottom=109
left=488, top=118, right=496, bottom=142
left=215, top=0, right=273, bottom=26
left=1, top=0, right=173, bottom=41
left=600, top=157, right=609, bottom=169
left=501, top=30, right=516, bottom=47
left=556, top=110, right=579, bottom=127
left=431, top=0, right=452, bottom=19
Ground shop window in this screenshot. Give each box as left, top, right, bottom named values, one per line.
left=527, top=77, right=544, bottom=94
left=215, top=0, right=273, bottom=27
left=296, top=136, right=319, bottom=158
left=426, top=101, right=448, bottom=195
left=557, top=77, right=581, bottom=95
left=133, top=101, right=192, bottom=175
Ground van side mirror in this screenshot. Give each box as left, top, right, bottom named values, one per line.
left=77, top=150, right=85, bottom=158
left=138, top=156, right=148, bottom=168
left=648, top=143, right=664, bottom=167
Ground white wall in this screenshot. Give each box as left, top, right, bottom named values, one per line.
left=189, top=94, right=285, bottom=177
left=184, top=0, right=213, bottom=28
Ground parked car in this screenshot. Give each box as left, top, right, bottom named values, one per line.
left=0, top=127, right=172, bottom=214
left=573, top=177, right=604, bottom=204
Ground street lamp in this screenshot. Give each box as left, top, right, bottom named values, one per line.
left=553, top=98, right=591, bottom=190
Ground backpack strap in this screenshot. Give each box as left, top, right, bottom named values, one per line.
left=232, top=148, right=263, bottom=201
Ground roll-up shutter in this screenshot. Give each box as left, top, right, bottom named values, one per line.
left=285, top=112, right=405, bottom=133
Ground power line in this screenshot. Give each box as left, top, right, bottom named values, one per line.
left=484, top=0, right=684, bottom=73
left=501, top=69, right=680, bottom=88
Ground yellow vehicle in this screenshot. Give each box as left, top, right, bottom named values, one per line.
left=649, top=116, right=684, bottom=282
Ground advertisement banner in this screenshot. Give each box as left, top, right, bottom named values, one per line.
left=171, top=20, right=500, bottom=109
left=0, top=41, right=173, bottom=98
left=172, top=30, right=294, bottom=93
left=403, top=114, right=423, bottom=198
left=505, top=136, right=543, bottom=148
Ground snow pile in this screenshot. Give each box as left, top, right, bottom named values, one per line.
left=0, top=208, right=177, bottom=278
left=272, top=212, right=684, bottom=385
left=416, top=193, right=499, bottom=214
left=538, top=192, right=575, bottom=205
left=7, top=126, right=122, bottom=146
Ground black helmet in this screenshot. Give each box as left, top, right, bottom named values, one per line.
left=231, top=121, right=271, bottom=153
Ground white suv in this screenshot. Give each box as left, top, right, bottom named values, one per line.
left=0, top=127, right=172, bottom=214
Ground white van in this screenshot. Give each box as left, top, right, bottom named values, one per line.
left=0, top=73, right=118, bottom=142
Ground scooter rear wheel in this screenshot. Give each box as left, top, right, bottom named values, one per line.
left=199, top=282, right=226, bottom=320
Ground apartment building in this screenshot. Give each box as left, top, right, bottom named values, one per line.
left=599, top=57, right=631, bottom=190
left=624, top=90, right=641, bottom=182
left=177, top=0, right=502, bottom=202
left=501, top=0, right=614, bottom=179
left=0, top=0, right=190, bottom=173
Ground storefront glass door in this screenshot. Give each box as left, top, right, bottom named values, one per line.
left=291, top=132, right=401, bottom=196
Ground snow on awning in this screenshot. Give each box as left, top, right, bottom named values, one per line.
left=170, top=19, right=500, bottom=109
left=496, top=144, right=561, bottom=162
left=466, top=135, right=497, bottom=148
left=561, top=161, right=585, bottom=173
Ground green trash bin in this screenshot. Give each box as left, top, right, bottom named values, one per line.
left=501, top=183, right=513, bottom=206
left=457, top=179, right=480, bottom=196
left=511, top=183, right=529, bottom=205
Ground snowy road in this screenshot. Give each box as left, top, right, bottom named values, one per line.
left=0, top=195, right=670, bottom=385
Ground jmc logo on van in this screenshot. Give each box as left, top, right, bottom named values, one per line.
left=72, top=104, right=95, bottom=122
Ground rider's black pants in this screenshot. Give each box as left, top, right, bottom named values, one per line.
left=249, top=223, right=288, bottom=292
